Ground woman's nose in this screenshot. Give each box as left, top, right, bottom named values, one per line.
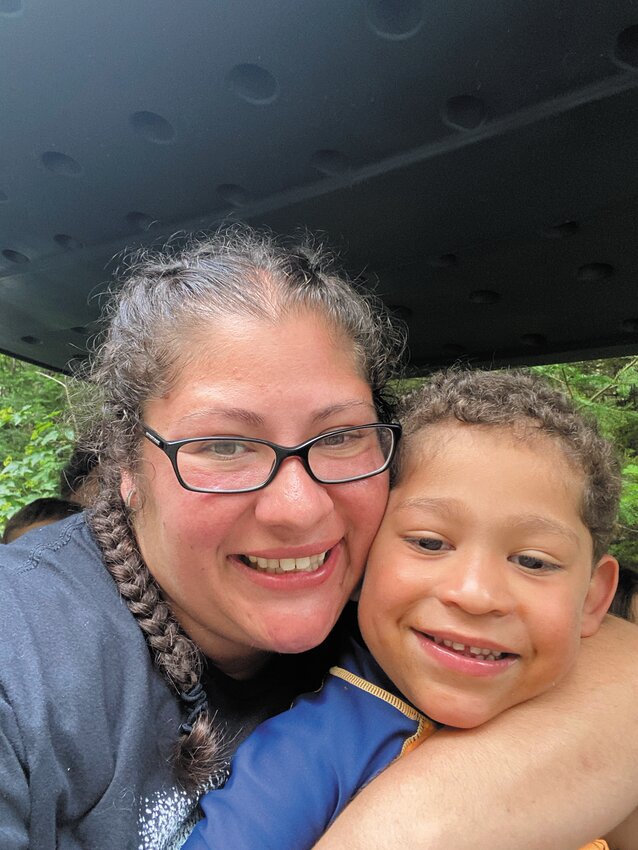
left=253, top=457, right=334, bottom=531
left=438, top=552, right=515, bottom=617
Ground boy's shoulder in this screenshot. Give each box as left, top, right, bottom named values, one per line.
left=328, top=636, right=433, bottom=726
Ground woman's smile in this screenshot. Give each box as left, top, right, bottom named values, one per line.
left=239, top=546, right=331, bottom=573
left=129, top=310, right=389, bottom=673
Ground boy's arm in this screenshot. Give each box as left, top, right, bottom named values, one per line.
left=183, top=650, right=431, bottom=850
left=314, top=615, right=638, bottom=850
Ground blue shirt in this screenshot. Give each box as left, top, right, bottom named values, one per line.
left=183, top=639, right=438, bottom=850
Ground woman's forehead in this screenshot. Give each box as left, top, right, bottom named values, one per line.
left=143, top=311, right=374, bottom=428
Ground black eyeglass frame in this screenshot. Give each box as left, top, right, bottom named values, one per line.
left=142, top=422, right=402, bottom=494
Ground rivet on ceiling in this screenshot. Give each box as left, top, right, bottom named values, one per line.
left=443, top=95, right=487, bottom=130
left=226, top=64, right=279, bottom=105
left=54, top=234, right=84, bottom=251
left=576, top=262, right=614, bottom=282
left=130, top=111, right=176, bottom=144
left=2, top=249, right=30, bottom=264
left=614, top=25, right=638, bottom=69
left=41, top=151, right=82, bottom=177
left=365, top=0, right=424, bottom=40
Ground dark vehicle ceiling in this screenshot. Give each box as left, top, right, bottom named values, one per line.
left=1, top=0, right=638, bottom=374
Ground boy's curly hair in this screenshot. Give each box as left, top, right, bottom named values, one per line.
left=396, top=369, right=622, bottom=561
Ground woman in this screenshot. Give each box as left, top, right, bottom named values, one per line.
left=0, top=226, right=636, bottom=849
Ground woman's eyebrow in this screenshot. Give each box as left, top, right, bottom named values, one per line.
left=174, top=400, right=376, bottom=429
left=177, top=408, right=265, bottom=427
left=313, top=400, right=378, bottom=423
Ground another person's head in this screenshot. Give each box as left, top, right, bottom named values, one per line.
left=359, top=369, right=621, bottom=729
left=84, top=225, right=404, bottom=786
left=59, top=446, right=100, bottom=506
left=609, top=563, right=638, bottom=623
left=3, top=497, right=82, bottom=544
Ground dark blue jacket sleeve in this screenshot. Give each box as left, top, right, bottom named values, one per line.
left=182, top=643, right=426, bottom=850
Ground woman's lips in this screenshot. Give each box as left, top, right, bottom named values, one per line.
left=230, top=542, right=343, bottom=586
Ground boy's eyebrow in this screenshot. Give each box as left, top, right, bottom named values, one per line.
left=394, top=498, right=582, bottom=547
left=394, top=496, right=464, bottom=517
left=507, top=515, right=582, bottom=547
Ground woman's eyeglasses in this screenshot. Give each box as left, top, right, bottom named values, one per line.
left=142, top=423, right=402, bottom=494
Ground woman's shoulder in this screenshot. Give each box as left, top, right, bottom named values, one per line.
left=0, top=512, right=187, bottom=849
left=0, top=511, right=171, bottom=715
left=0, top=512, right=126, bottom=617
left=1, top=511, right=102, bottom=582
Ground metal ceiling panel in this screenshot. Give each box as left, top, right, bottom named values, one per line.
left=1, top=0, right=637, bottom=371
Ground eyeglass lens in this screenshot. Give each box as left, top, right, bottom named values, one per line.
left=175, top=426, right=395, bottom=492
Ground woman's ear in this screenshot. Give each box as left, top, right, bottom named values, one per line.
left=120, top=470, right=135, bottom=505
left=580, top=554, right=620, bottom=637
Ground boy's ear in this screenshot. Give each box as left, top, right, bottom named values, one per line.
left=580, top=554, right=619, bottom=637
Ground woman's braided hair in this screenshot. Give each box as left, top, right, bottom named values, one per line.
left=83, top=225, right=405, bottom=790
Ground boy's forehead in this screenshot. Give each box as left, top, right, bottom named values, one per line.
left=393, top=423, right=589, bottom=530
left=402, top=419, right=580, bottom=474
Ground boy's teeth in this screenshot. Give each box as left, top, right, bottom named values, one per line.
left=433, top=635, right=505, bottom=661
left=246, top=551, right=327, bottom=573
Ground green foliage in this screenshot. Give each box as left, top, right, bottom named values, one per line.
left=532, top=357, right=638, bottom=565
left=0, top=351, right=636, bottom=560
left=0, top=355, right=75, bottom=528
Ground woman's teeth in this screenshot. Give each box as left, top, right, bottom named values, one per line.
left=432, top=635, right=506, bottom=661
left=244, top=551, right=328, bottom=573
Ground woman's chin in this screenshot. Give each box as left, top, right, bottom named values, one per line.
left=261, top=612, right=339, bottom=654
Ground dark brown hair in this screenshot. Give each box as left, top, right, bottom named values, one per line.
left=396, top=369, right=622, bottom=562
left=609, top=564, right=638, bottom=622
left=3, top=497, right=82, bottom=544
left=83, top=225, right=405, bottom=790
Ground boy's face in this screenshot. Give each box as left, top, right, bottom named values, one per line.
left=358, top=422, right=618, bottom=728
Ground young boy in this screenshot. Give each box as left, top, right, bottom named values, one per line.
left=183, top=370, right=632, bottom=850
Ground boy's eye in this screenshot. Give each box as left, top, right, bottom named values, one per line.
left=511, top=554, right=560, bottom=572
left=407, top=536, right=451, bottom=552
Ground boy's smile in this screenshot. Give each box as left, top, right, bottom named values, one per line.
left=358, top=422, right=618, bottom=728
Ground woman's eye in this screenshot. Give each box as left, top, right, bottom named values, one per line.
left=205, top=440, right=248, bottom=457
left=407, top=536, right=451, bottom=552
left=511, top=554, right=560, bottom=572
left=320, top=431, right=355, bottom=447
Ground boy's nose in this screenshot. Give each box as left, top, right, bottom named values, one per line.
left=438, top=552, right=514, bottom=617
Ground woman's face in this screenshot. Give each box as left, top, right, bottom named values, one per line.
left=123, top=311, right=389, bottom=677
